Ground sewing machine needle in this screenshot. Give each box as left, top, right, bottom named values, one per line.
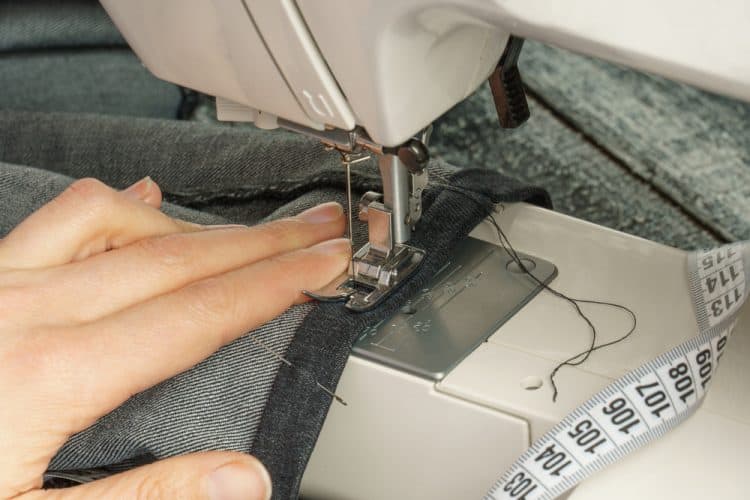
left=345, top=159, right=354, bottom=251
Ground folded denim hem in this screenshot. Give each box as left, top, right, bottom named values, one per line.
left=251, top=168, right=552, bottom=499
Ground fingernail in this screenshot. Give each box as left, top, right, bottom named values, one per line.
left=311, top=238, right=352, bottom=256
left=297, top=202, right=343, bottom=224
left=122, top=176, right=153, bottom=200
left=203, top=223, right=248, bottom=231
left=207, top=460, right=272, bottom=500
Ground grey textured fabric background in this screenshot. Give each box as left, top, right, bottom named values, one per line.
left=430, top=42, right=750, bottom=249
left=0, top=50, right=181, bottom=118
left=0, top=0, right=180, bottom=118
left=0, top=0, right=123, bottom=50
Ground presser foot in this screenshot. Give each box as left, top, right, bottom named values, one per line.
left=303, top=131, right=430, bottom=312
left=304, top=242, right=425, bottom=312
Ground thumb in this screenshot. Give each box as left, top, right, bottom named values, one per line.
left=26, top=452, right=272, bottom=500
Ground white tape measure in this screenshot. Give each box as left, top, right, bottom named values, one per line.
left=485, top=242, right=749, bottom=500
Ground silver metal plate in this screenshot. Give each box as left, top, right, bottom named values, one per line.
left=352, top=237, right=557, bottom=380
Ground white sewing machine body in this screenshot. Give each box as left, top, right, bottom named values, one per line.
left=100, top=0, right=750, bottom=147
left=302, top=203, right=750, bottom=499
left=99, top=1, right=750, bottom=498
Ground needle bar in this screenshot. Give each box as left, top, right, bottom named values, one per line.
left=345, top=160, right=354, bottom=246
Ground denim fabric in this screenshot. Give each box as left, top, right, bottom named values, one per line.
left=0, top=111, right=382, bottom=208
left=0, top=161, right=226, bottom=236
left=0, top=1, right=181, bottom=118
left=253, top=169, right=552, bottom=498
left=0, top=50, right=183, bottom=118
left=0, top=0, right=123, bottom=51
left=0, top=110, right=551, bottom=498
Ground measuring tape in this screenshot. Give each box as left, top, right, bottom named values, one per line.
left=485, top=242, right=749, bottom=500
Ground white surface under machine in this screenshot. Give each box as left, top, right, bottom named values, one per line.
left=100, top=1, right=750, bottom=498
left=303, top=204, right=750, bottom=499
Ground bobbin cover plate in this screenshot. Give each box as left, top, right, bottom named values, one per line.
left=352, top=237, right=557, bottom=379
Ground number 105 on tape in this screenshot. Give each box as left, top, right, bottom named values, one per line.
left=486, top=243, right=744, bottom=500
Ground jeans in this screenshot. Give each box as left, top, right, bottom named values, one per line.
left=0, top=109, right=550, bottom=498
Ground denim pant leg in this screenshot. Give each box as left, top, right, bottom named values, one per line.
left=0, top=110, right=552, bottom=499
left=0, top=158, right=317, bottom=480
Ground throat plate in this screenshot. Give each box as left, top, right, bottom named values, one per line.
left=352, top=237, right=557, bottom=380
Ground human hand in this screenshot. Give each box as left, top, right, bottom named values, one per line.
left=0, top=177, right=350, bottom=499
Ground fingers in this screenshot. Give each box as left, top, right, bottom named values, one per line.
left=124, top=175, right=163, bottom=207
left=0, top=177, right=198, bottom=270
left=19, top=451, right=271, bottom=500
left=30, top=238, right=350, bottom=427
left=42, top=202, right=345, bottom=323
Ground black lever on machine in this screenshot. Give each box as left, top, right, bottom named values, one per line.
left=488, top=36, right=530, bottom=129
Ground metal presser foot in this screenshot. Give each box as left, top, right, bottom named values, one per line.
left=304, top=129, right=430, bottom=312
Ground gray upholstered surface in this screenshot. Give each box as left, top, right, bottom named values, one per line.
left=521, top=41, right=750, bottom=243
left=0, top=0, right=181, bottom=119
left=431, top=88, right=721, bottom=250
left=431, top=41, right=750, bottom=250
left=0, top=50, right=181, bottom=118
left=0, top=0, right=123, bottom=51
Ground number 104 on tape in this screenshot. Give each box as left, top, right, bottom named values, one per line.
left=485, top=243, right=747, bottom=500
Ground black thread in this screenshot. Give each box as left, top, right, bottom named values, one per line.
left=245, top=331, right=347, bottom=406
left=433, top=182, right=637, bottom=401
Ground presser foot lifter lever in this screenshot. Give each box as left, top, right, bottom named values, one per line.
left=303, top=129, right=430, bottom=312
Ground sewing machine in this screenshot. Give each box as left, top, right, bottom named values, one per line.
left=100, top=1, right=750, bottom=498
